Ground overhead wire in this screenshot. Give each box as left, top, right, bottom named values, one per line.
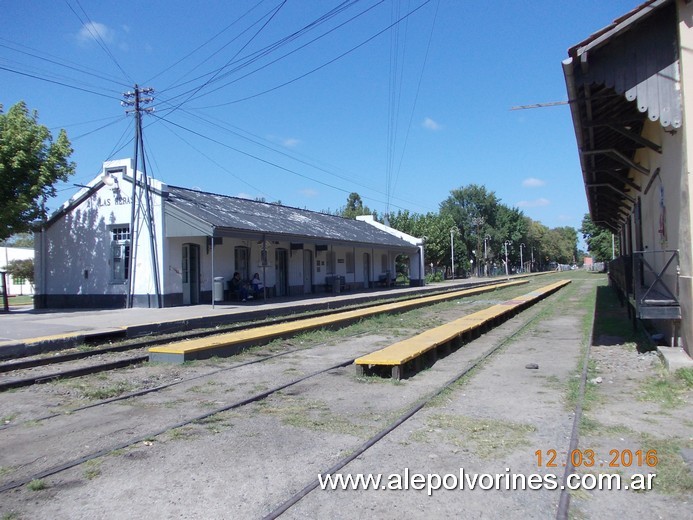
left=151, top=112, right=415, bottom=212
left=0, top=39, right=130, bottom=90
left=194, top=0, right=431, bottom=108
left=157, top=104, right=434, bottom=212
left=391, top=0, right=440, bottom=198
left=64, top=0, right=133, bottom=84
left=157, top=0, right=288, bottom=118
left=149, top=0, right=277, bottom=90
left=157, top=1, right=362, bottom=106
left=157, top=119, right=276, bottom=200
left=0, top=65, right=121, bottom=101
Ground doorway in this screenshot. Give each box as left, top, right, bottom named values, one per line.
left=303, top=249, right=313, bottom=294
left=275, top=248, right=288, bottom=296
left=363, top=252, right=371, bottom=288
left=182, top=243, right=200, bottom=305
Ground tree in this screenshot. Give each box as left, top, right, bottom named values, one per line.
left=5, top=258, right=34, bottom=286
left=0, top=102, right=75, bottom=241
left=339, top=192, right=374, bottom=219
left=580, top=214, right=617, bottom=262
left=0, top=232, right=34, bottom=248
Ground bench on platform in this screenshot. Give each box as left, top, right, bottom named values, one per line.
left=354, top=280, right=571, bottom=379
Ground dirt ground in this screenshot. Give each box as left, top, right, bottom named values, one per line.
left=0, top=273, right=691, bottom=519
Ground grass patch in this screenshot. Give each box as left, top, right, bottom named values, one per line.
left=413, top=414, right=536, bottom=459
left=168, top=426, right=198, bottom=441
left=1, top=414, right=18, bottom=425
left=26, top=479, right=47, bottom=491
left=257, top=396, right=368, bottom=437
left=639, top=368, right=692, bottom=408
left=83, top=459, right=101, bottom=480
left=641, top=437, right=693, bottom=495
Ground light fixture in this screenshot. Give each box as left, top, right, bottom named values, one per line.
left=102, top=172, right=117, bottom=187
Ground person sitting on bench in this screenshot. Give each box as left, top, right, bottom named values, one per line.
left=251, top=273, right=264, bottom=298
left=230, top=272, right=249, bottom=302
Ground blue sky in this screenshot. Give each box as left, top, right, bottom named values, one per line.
left=2, top=0, right=639, bottom=233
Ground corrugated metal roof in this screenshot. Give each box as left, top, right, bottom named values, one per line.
left=165, top=186, right=417, bottom=250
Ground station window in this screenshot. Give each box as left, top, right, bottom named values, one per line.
left=326, top=251, right=336, bottom=274
left=110, top=225, right=130, bottom=283
left=345, top=251, right=355, bottom=274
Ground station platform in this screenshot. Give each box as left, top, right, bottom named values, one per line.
left=0, top=278, right=514, bottom=359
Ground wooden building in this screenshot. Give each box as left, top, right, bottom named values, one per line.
left=563, top=0, right=693, bottom=356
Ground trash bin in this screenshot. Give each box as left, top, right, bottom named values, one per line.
left=332, top=276, right=341, bottom=294
left=213, top=276, right=225, bottom=302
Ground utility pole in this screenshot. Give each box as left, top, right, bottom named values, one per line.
left=504, top=240, right=512, bottom=276
left=123, top=85, right=161, bottom=308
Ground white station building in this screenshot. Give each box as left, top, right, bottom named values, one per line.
left=34, top=159, right=425, bottom=308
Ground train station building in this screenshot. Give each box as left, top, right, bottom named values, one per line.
left=33, top=158, right=424, bottom=309
left=563, top=0, right=693, bottom=357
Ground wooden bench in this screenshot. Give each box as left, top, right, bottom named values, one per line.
left=355, top=280, right=571, bottom=379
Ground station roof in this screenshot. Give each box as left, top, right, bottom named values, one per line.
left=165, top=185, right=418, bottom=251
left=562, top=0, right=680, bottom=231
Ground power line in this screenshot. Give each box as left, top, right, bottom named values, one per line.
left=159, top=1, right=288, bottom=118
left=0, top=65, right=121, bottom=100
left=151, top=112, right=417, bottom=213
left=0, top=39, right=130, bottom=90
left=64, top=0, right=133, bottom=84
left=196, top=0, right=431, bottom=108
left=158, top=1, right=366, bottom=105
left=156, top=103, right=434, bottom=212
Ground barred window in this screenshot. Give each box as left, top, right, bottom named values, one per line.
left=110, top=225, right=130, bottom=283
left=111, top=227, right=130, bottom=241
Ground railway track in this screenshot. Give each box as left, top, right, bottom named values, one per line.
left=0, top=273, right=594, bottom=519
left=0, top=279, right=524, bottom=391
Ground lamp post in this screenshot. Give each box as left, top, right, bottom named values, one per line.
left=484, top=235, right=490, bottom=277
left=520, top=243, right=525, bottom=273
left=450, top=227, right=456, bottom=280
left=531, top=246, right=535, bottom=272
left=504, top=240, right=512, bottom=276
left=471, top=217, right=484, bottom=277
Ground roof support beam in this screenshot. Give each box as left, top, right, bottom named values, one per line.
left=587, top=182, right=636, bottom=203
left=582, top=149, right=650, bottom=176
left=594, top=169, right=642, bottom=192
left=606, top=124, right=662, bottom=153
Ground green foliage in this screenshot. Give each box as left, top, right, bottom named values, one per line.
left=0, top=232, right=34, bottom=248
left=339, top=192, right=375, bottom=219
left=580, top=214, right=617, bottom=262
left=4, top=258, right=34, bottom=284
left=0, top=101, right=75, bottom=240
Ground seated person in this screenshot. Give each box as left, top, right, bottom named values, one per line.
left=230, top=272, right=249, bottom=302
left=251, top=273, right=264, bottom=297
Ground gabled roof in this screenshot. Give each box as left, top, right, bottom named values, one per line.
left=562, top=0, right=680, bottom=231
left=165, top=186, right=418, bottom=250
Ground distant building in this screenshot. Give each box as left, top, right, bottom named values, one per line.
left=34, top=159, right=424, bottom=308
left=563, top=0, right=692, bottom=356
left=0, top=246, right=34, bottom=296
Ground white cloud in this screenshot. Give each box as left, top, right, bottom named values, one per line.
left=522, top=177, right=546, bottom=188
left=299, top=188, right=319, bottom=198
left=516, top=198, right=550, bottom=208
left=281, top=138, right=301, bottom=148
left=77, top=22, right=115, bottom=44
left=422, top=117, right=442, bottom=131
